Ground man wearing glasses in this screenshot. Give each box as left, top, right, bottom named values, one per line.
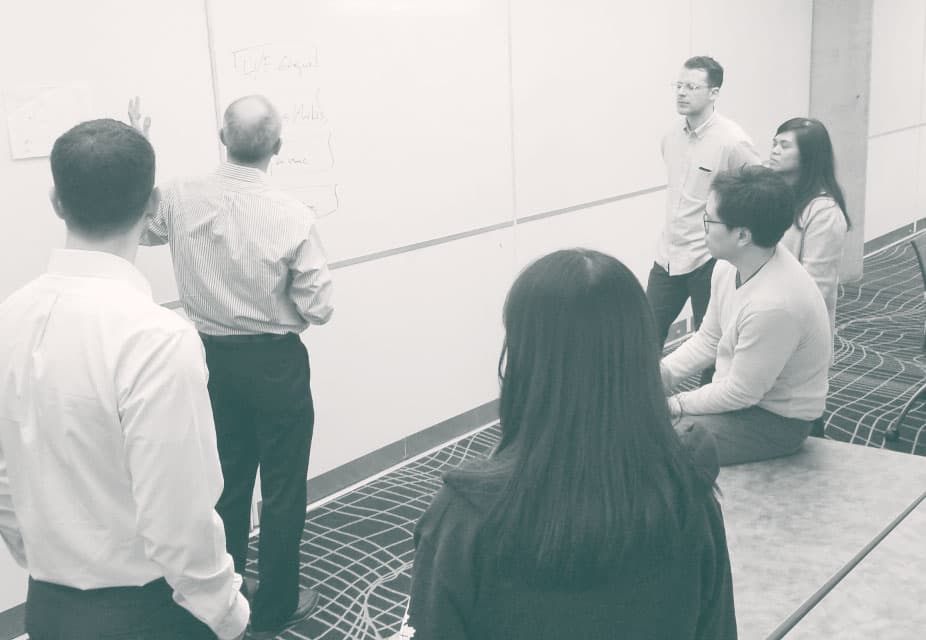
left=661, top=167, right=831, bottom=465
left=648, top=56, right=760, bottom=349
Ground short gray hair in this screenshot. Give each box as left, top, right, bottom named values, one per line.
left=222, top=95, right=282, bottom=163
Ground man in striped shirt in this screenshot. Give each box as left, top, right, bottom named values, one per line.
left=132, top=95, right=333, bottom=638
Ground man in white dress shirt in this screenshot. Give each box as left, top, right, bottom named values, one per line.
left=131, top=95, right=333, bottom=638
left=661, top=166, right=831, bottom=465
left=0, top=119, right=248, bottom=639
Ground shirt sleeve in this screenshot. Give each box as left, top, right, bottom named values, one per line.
left=0, top=439, right=26, bottom=569
left=696, top=497, right=738, bottom=640
left=726, top=138, right=761, bottom=172
left=661, top=274, right=723, bottom=391
left=118, top=326, right=249, bottom=640
left=674, top=305, right=801, bottom=415
left=290, top=220, right=334, bottom=325
left=138, top=186, right=171, bottom=246
left=796, top=201, right=847, bottom=312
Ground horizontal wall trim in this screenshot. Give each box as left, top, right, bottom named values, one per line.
left=330, top=220, right=513, bottom=270
left=869, top=121, right=926, bottom=140
left=305, top=399, right=498, bottom=505
left=863, top=223, right=916, bottom=255
left=158, top=185, right=668, bottom=308
left=514, top=185, right=667, bottom=226
left=330, top=184, right=667, bottom=269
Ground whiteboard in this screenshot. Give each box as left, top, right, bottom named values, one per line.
left=510, top=0, right=689, bottom=217
left=206, top=0, right=515, bottom=264
left=0, top=0, right=219, bottom=303
left=691, top=0, right=813, bottom=160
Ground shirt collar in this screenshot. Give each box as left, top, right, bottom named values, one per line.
left=47, top=249, right=152, bottom=298
left=216, top=162, right=268, bottom=183
left=684, top=110, right=718, bottom=138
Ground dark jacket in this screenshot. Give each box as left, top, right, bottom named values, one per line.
left=404, top=424, right=736, bottom=639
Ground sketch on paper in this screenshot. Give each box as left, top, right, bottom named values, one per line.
left=5, top=86, right=92, bottom=159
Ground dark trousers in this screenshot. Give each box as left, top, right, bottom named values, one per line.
left=25, top=577, right=214, bottom=639
left=646, top=259, right=716, bottom=347
left=202, top=333, right=314, bottom=630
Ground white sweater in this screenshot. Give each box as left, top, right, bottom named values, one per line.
left=779, top=196, right=848, bottom=334
left=662, top=249, right=831, bottom=420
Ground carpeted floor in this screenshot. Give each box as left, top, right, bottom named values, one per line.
left=825, top=242, right=926, bottom=453
left=250, top=239, right=926, bottom=639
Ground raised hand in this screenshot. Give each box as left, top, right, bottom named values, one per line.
left=127, top=96, right=152, bottom=138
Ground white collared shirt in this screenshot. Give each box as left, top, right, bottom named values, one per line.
left=0, top=249, right=249, bottom=639
left=657, top=112, right=760, bottom=275
left=141, top=163, right=334, bottom=335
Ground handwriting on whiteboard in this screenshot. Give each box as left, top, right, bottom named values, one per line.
left=225, top=43, right=338, bottom=219
left=232, top=43, right=319, bottom=81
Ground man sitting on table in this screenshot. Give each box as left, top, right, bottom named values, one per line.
left=661, top=166, right=831, bottom=466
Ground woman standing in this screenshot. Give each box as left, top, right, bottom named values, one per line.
left=401, top=249, right=736, bottom=639
left=769, top=117, right=850, bottom=333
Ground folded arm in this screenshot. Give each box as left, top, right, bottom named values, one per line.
left=672, top=306, right=800, bottom=415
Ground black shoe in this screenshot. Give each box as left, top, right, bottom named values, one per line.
left=809, top=417, right=826, bottom=438
left=248, top=588, right=319, bottom=639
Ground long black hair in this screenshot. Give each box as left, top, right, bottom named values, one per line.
left=448, top=249, right=715, bottom=587
left=775, top=117, right=850, bottom=230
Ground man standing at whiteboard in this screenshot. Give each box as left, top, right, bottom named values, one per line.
left=648, top=56, right=760, bottom=348
left=130, top=95, right=333, bottom=639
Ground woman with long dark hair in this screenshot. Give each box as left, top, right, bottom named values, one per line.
left=769, top=117, right=849, bottom=332
left=401, top=249, right=736, bottom=639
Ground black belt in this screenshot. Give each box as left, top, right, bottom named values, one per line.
left=199, top=332, right=294, bottom=344
left=29, top=576, right=171, bottom=597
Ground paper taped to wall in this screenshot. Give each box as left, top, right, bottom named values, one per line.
left=4, top=86, right=92, bottom=159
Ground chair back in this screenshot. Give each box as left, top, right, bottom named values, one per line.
left=911, top=234, right=926, bottom=289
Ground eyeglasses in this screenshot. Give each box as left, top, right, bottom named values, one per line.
left=671, top=82, right=710, bottom=92
left=703, top=213, right=725, bottom=233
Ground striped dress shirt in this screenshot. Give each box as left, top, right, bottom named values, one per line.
left=142, top=163, right=334, bottom=335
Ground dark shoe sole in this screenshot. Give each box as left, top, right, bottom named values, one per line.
left=248, top=589, right=319, bottom=639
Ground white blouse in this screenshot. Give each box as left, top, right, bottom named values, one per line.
left=779, top=195, right=848, bottom=334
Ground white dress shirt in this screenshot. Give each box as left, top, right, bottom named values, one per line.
left=141, top=163, right=334, bottom=335
left=658, top=112, right=761, bottom=275
left=0, top=250, right=249, bottom=639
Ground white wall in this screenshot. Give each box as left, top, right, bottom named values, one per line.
left=0, top=0, right=813, bottom=612
left=866, top=0, right=926, bottom=240
left=511, top=0, right=813, bottom=314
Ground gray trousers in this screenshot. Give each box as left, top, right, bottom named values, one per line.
left=677, top=406, right=812, bottom=466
